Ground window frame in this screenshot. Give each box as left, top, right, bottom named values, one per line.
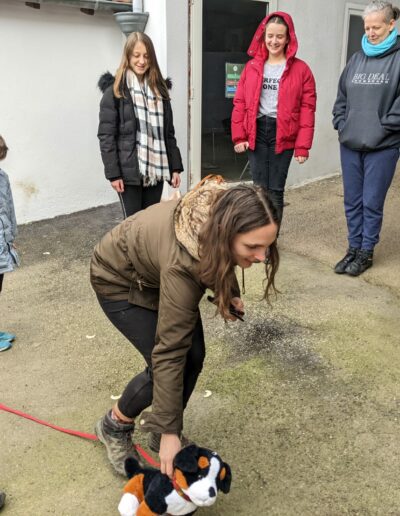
left=341, top=3, right=365, bottom=70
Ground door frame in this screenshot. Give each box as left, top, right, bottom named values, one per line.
left=188, top=0, right=271, bottom=187
left=189, top=0, right=203, bottom=188
left=341, top=2, right=365, bottom=70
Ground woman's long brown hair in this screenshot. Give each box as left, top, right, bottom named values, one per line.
left=113, top=32, right=169, bottom=99
left=198, top=185, right=280, bottom=320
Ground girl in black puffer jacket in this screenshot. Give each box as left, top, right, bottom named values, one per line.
left=98, top=32, right=183, bottom=218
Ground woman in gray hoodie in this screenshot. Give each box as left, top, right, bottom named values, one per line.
left=333, top=1, right=400, bottom=276
left=0, top=135, right=19, bottom=351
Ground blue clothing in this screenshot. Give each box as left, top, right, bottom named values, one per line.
left=362, top=28, right=398, bottom=57
left=0, top=168, right=19, bottom=274
left=340, top=145, right=398, bottom=250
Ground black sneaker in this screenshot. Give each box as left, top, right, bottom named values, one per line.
left=94, top=411, right=141, bottom=476
left=345, top=249, right=373, bottom=276
left=0, top=491, right=6, bottom=510
left=334, top=247, right=359, bottom=274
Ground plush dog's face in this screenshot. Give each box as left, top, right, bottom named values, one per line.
left=173, top=445, right=232, bottom=507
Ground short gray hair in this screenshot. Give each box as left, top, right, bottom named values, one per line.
left=363, top=1, right=400, bottom=22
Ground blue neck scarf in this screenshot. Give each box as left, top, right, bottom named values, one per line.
left=362, top=28, right=398, bottom=57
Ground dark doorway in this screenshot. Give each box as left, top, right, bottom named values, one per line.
left=346, top=14, right=364, bottom=63
left=201, top=0, right=268, bottom=180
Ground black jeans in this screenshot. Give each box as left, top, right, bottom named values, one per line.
left=119, top=181, right=164, bottom=219
left=0, top=274, right=3, bottom=293
left=248, top=115, right=293, bottom=221
left=97, top=295, right=205, bottom=420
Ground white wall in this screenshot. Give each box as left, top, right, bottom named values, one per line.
left=0, top=0, right=374, bottom=223
left=275, top=0, right=370, bottom=187
left=165, top=0, right=189, bottom=192
left=0, top=1, right=126, bottom=223
left=0, top=0, right=187, bottom=223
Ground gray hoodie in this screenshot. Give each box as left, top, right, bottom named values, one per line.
left=333, top=36, right=400, bottom=151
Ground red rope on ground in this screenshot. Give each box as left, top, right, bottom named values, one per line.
left=0, top=402, right=160, bottom=468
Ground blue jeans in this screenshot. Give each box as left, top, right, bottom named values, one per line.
left=248, top=116, right=293, bottom=221
left=340, top=144, right=398, bottom=250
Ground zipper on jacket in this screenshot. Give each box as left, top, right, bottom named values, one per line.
left=136, top=277, right=159, bottom=290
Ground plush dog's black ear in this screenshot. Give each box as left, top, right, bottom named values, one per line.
left=173, top=444, right=199, bottom=473
left=217, top=462, right=232, bottom=494
left=124, top=456, right=141, bottom=478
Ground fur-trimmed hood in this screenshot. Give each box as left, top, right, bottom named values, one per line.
left=97, top=72, right=173, bottom=93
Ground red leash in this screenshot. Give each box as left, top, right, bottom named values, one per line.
left=0, top=402, right=160, bottom=468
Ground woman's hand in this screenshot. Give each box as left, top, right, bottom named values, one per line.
left=160, top=433, right=181, bottom=478
left=111, top=179, right=125, bottom=193
left=227, top=296, right=245, bottom=321
left=234, top=142, right=249, bottom=153
left=295, top=156, right=308, bottom=164
left=171, top=172, right=181, bottom=189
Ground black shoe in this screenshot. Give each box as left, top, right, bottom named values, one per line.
left=334, top=247, right=359, bottom=274
left=345, top=249, right=373, bottom=276
left=0, top=491, right=6, bottom=510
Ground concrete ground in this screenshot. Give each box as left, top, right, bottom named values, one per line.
left=1, top=173, right=399, bottom=515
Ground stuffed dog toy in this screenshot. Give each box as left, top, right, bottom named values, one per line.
left=118, top=444, right=232, bottom=516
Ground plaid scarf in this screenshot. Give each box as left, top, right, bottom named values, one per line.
left=126, top=70, right=170, bottom=186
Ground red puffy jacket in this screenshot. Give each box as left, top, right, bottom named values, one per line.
left=231, top=12, right=316, bottom=157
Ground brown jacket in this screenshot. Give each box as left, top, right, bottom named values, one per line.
left=90, top=178, right=234, bottom=434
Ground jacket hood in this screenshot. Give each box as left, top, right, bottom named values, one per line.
left=174, top=175, right=228, bottom=260
left=97, top=72, right=173, bottom=93
left=247, top=11, right=298, bottom=63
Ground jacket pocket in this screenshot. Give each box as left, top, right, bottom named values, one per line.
left=119, top=144, right=137, bottom=165
left=289, top=112, right=300, bottom=138
left=128, top=271, right=160, bottom=311
left=339, top=109, right=388, bottom=149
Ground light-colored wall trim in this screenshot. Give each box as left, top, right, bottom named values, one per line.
left=268, top=0, right=278, bottom=12
left=189, top=0, right=203, bottom=188
left=341, top=2, right=365, bottom=70
left=165, top=0, right=189, bottom=193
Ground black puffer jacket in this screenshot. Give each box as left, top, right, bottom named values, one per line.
left=97, top=72, right=183, bottom=185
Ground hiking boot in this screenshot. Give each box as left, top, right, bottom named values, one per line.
left=94, top=410, right=141, bottom=476
left=334, top=247, right=358, bottom=274
left=148, top=432, right=193, bottom=453
left=345, top=249, right=373, bottom=276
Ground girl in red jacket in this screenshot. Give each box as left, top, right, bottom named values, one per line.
left=231, top=12, right=316, bottom=222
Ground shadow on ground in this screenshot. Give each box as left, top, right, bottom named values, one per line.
left=1, top=174, right=399, bottom=515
